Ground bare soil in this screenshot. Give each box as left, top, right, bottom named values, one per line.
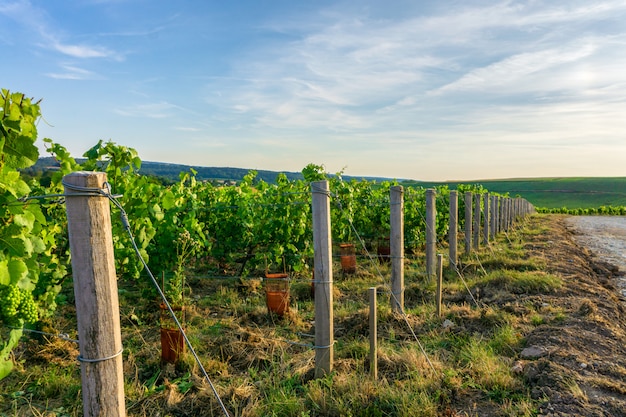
left=520, top=215, right=626, bottom=416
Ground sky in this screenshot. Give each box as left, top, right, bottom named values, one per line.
left=2, top=0, right=626, bottom=181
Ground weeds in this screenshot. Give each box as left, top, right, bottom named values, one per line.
left=0, top=217, right=565, bottom=416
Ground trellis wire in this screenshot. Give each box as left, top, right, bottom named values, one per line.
left=65, top=183, right=233, bottom=417
left=332, top=192, right=438, bottom=374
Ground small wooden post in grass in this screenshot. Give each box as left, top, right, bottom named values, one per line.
left=436, top=254, right=444, bottom=318
left=464, top=191, right=472, bottom=255
left=369, top=287, right=378, bottom=380
left=64, top=172, right=125, bottom=417
left=449, top=190, right=458, bottom=270
left=311, top=180, right=334, bottom=378
left=473, top=193, right=481, bottom=250
left=425, top=188, right=436, bottom=280
left=490, top=195, right=497, bottom=240
left=390, top=186, right=404, bottom=313
left=483, top=193, right=490, bottom=245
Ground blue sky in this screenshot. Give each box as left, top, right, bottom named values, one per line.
left=2, top=0, right=626, bottom=181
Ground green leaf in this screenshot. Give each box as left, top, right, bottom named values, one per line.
left=0, top=170, right=31, bottom=197
left=162, top=190, right=176, bottom=210
left=3, top=134, right=39, bottom=169
left=8, top=259, right=28, bottom=286
left=13, top=212, right=35, bottom=230
left=0, top=236, right=28, bottom=257
left=148, top=203, right=164, bottom=221
left=0, top=328, right=23, bottom=380
left=0, top=260, right=9, bottom=285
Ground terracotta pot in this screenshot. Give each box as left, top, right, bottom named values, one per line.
left=377, top=238, right=390, bottom=263
left=264, top=273, right=289, bottom=316
left=160, top=327, right=185, bottom=363
left=159, top=303, right=185, bottom=363
left=339, top=243, right=357, bottom=274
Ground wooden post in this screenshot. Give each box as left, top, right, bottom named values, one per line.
left=448, top=190, right=458, bottom=270
left=505, top=198, right=511, bottom=230
left=425, top=189, right=436, bottom=280
left=369, top=287, right=378, bottom=380
left=499, top=197, right=506, bottom=233
left=464, top=192, right=472, bottom=255
left=311, top=180, right=334, bottom=378
left=473, top=193, right=481, bottom=250
left=490, top=195, right=497, bottom=240
left=390, top=186, right=404, bottom=313
left=482, top=193, right=489, bottom=245
left=64, top=172, right=125, bottom=417
left=436, top=254, right=444, bottom=318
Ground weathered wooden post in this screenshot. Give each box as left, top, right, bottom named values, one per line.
left=490, top=195, right=497, bottom=240
left=473, top=193, right=481, bottom=250
left=448, top=190, right=458, bottom=270
left=505, top=198, right=509, bottom=231
left=390, top=186, right=404, bottom=313
left=369, top=287, right=378, bottom=380
left=482, top=193, right=489, bottom=245
left=311, top=180, right=334, bottom=378
left=425, top=188, right=437, bottom=280
left=64, top=172, right=125, bottom=417
left=500, top=197, right=506, bottom=232
left=495, top=196, right=501, bottom=235
left=436, top=254, right=444, bottom=318
left=464, top=191, right=472, bottom=255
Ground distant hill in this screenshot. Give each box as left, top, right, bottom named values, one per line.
left=137, top=160, right=305, bottom=183
left=24, top=158, right=626, bottom=209
left=24, top=157, right=305, bottom=183
left=24, top=157, right=388, bottom=184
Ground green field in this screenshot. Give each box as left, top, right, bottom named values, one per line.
left=402, top=177, right=626, bottom=209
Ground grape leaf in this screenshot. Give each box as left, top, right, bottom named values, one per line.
left=0, top=328, right=23, bottom=380
left=8, top=259, right=28, bottom=286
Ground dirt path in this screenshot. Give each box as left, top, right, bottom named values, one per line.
left=565, top=216, right=626, bottom=296
left=520, top=215, right=626, bottom=416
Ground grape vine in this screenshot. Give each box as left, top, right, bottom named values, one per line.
left=1, top=87, right=512, bottom=381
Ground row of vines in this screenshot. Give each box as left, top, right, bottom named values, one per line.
left=1, top=88, right=493, bottom=379
left=537, top=206, right=626, bottom=215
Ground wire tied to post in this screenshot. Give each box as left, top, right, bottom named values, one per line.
left=61, top=177, right=232, bottom=417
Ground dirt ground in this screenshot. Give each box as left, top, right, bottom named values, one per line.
left=519, top=215, right=626, bottom=416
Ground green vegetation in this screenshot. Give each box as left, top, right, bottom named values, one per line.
left=1, top=217, right=561, bottom=416
left=402, top=177, right=626, bottom=209
left=2, top=86, right=624, bottom=416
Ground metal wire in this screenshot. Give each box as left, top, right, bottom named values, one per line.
left=64, top=180, right=232, bottom=417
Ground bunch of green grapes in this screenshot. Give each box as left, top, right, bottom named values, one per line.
left=0, top=284, right=39, bottom=325
left=0, top=284, right=22, bottom=319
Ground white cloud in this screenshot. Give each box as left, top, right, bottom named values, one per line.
left=1, top=0, right=120, bottom=60
left=45, top=64, right=100, bottom=80
left=432, top=39, right=598, bottom=95
left=51, top=41, right=113, bottom=59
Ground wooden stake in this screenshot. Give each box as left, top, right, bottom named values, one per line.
left=64, top=172, right=125, bottom=417
left=473, top=193, right=481, bottom=250
left=311, top=180, right=334, bottom=378
left=369, top=287, right=378, bottom=380
left=464, top=192, right=472, bottom=255
left=390, top=186, right=404, bottom=313
left=448, top=190, right=458, bottom=270
left=436, top=254, right=444, bottom=317
left=483, top=193, right=490, bottom=245
left=425, top=188, right=436, bottom=280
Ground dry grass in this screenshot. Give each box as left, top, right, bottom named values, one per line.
left=2, top=215, right=590, bottom=417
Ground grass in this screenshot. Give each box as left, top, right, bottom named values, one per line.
left=0, top=216, right=565, bottom=417
left=402, top=177, right=626, bottom=209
